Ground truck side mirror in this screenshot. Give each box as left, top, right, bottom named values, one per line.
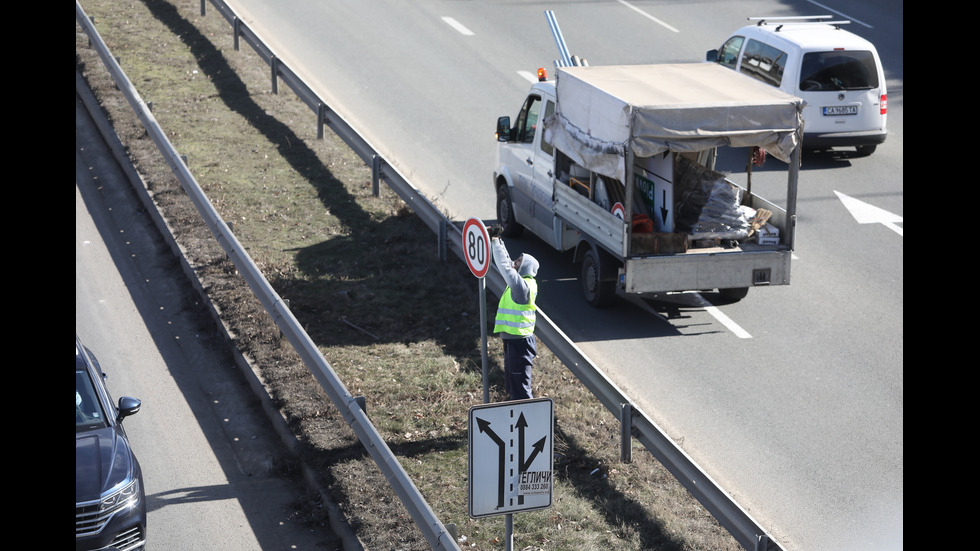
left=705, top=49, right=718, bottom=62
left=496, top=116, right=511, bottom=142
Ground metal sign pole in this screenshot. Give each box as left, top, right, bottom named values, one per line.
left=480, top=276, right=489, bottom=404
left=462, top=217, right=492, bottom=404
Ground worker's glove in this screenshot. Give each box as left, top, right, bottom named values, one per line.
left=487, top=225, right=504, bottom=238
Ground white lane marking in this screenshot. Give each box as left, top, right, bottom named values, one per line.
left=703, top=303, right=753, bottom=338
left=685, top=292, right=753, bottom=338
left=615, top=0, right=679, bottom=33
left=804, top=0, right=873, bottom=28
left=625, top=291, right=753, bottom=338
left=517, top=70, right=538, bottom=84
left=442, top=17, right=474, bottom=36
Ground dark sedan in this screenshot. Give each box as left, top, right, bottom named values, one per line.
left=76, top=336, right=146, bottom=551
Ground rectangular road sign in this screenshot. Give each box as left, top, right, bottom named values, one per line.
left=468, top=398, right=554, bottom=518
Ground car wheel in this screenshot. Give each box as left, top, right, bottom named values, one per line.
left=855, top=145, right=877, bottom=156
left=496, top=184, right=523, bottom=238
left=581, top=248, right=617, bottom=307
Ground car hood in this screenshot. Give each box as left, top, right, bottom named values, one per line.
left=76, top=426, right=136, bottom=502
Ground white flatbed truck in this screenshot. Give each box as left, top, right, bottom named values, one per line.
left=492, top=60, right=804, bottom=306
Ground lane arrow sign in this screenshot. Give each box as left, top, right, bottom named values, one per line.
left=516, top=413, right=546, bottom=472
left=468, top=398, right=554, bottom=518
left=476, top=417, right=506, bottom=507
left=834, top=191, right=903, bottom=237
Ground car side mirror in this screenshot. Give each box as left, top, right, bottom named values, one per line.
left=706, top=49, right=718, bottom=62
left=117, top=396, right=141, bottom=423
left=496, top=116, right=511, bottom=142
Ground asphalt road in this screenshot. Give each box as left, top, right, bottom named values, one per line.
left=220, top=1, right=903, bottom=550
left=76, top=86, right=340, bottom=550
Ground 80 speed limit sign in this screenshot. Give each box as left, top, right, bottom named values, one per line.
left=463, top=218, right=490, bottom=278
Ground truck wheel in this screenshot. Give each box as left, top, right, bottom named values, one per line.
left=496, top=185, right=523, bottom=237
left=718, top=287, right=749, bottom=302
left=581, top=248, right=617, bottom=307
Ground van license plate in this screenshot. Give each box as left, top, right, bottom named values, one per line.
left=823, top=105, right=858, bottom=116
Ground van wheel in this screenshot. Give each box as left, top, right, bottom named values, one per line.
left=581, top=248, right=617, bottom=307
left=496, top=185, right=523, bottom=237
left=718, top=287, right=749, bottom=302
left=855, top=145, right=877, bottom=156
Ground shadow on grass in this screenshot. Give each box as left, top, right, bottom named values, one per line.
left=139, top=0, right=489, bottom=361
left=552, top=423, right=690, bottom=550
left=138, top=0, right=369, bottom=224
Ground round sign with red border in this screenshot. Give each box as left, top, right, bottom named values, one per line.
left=463, top=218, right=491, bottom=278
left=611, top=202, right=626, bottom=220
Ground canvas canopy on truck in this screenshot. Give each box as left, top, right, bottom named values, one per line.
left=545, top=63, right=804, bottom=183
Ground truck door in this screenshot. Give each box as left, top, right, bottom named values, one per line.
left=507, top=94, right=556, bottom=241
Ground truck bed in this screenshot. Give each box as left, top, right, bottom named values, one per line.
left=553, top=170, right=793, bottom=294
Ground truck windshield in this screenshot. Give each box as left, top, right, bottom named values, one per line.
left=799, top=51, right=878, bottom=91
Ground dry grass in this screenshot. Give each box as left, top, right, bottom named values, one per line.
left=76, top=1, right=741, bottom=549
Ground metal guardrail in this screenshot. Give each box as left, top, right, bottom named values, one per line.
left=78, top=1, right=783, bottom=549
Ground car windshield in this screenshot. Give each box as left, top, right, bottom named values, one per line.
left=799, top=51, right=879, bottom=91
left=76, top=369, right=109, bottom=431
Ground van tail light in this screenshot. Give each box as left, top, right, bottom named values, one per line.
left=880, top=94, right=887, bottom=115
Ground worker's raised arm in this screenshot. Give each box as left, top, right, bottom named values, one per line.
left=491, top=237, right=531, bottom=304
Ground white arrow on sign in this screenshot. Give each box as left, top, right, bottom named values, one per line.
left=834, top=191, right=903, bottom=237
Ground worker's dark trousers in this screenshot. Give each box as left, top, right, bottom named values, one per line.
left=503, top=334, right=536, bottom=401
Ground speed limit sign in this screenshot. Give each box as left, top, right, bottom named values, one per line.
left=463, top=218, right=491, bottom=278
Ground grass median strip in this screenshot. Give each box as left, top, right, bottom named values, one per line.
left=76, top=1, right=740, bottom=549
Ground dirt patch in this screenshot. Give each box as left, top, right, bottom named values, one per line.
left=76, top=1, right=741, bottom=550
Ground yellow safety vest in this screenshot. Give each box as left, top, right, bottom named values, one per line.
left=493, top=277, right=538, bottom=336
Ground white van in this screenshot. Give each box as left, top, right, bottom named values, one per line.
left=707, top=16, right=887, bottom=156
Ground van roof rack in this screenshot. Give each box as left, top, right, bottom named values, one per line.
left=748, top=15, right=851, bottom=30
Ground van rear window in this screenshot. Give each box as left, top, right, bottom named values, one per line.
left=799, top=51, right=879, bottom=91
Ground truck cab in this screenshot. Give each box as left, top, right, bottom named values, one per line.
left=494, top=79, right=562, bottom=243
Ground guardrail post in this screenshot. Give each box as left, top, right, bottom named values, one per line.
left=354, top=396, right=366, bottom=414
left=756, top=534, right=778, bottom=551
left=232, top=17, right=240, bottom=51
left=316, top=104, right=327, bottom=140
left=620, top=402, right=632, bottom=463
left=200, top=0, right=206, bottom=16
left=371, top=155, right=382, bottom=197
left=270, top=56, right=279, bottom=94
left=438, top=220, right=447, bottom=262
left=278, top=299, right=289, bottom=342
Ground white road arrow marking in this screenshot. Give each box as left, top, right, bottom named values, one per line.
left=834, top=191, right=903, bottom=237
left=441, top=17, right=474, bottom=36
